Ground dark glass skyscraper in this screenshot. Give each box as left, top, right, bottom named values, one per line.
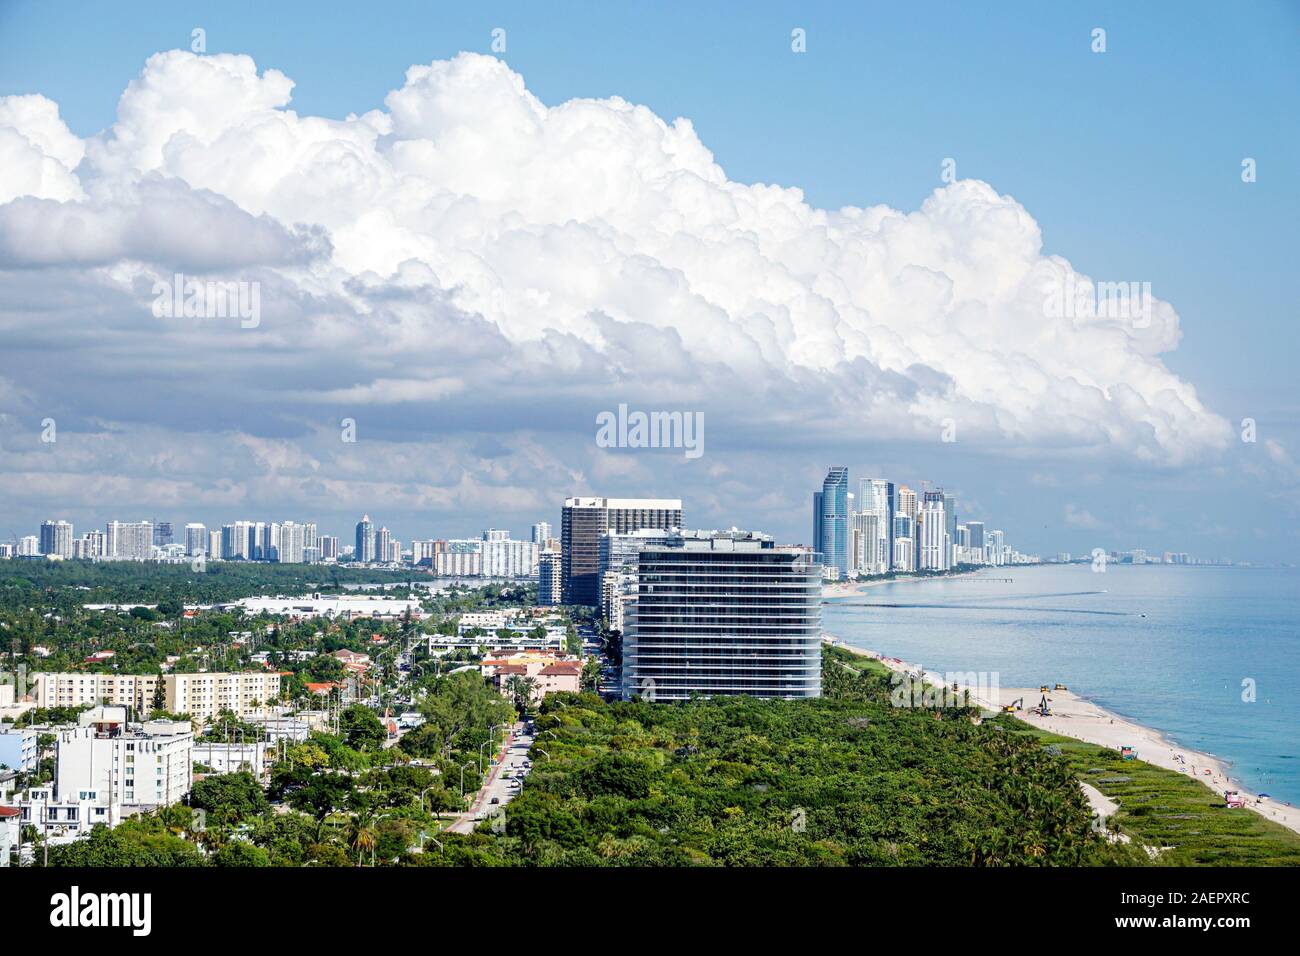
left=817, top=466, right=850, bottom=579
left=354, top=514, right=375, bottom=563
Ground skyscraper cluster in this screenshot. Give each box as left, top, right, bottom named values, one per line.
left=813, top=466, right=1029, bottom=580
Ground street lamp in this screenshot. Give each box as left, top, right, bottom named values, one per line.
left=459, top=760, right=476, bottom=802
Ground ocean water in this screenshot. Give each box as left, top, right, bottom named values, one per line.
left=823, top=564, right=1300, bottom=805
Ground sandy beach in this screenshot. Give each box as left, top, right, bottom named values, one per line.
left=821, top=572, right=977, bottom=599
left=827, top=638, right=1300, bottom=837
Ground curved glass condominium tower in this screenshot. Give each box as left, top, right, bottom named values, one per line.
left=621, top=530, right=823, bottom=701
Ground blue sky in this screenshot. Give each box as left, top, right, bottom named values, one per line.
left=0, top=1, right=1296, bottom=560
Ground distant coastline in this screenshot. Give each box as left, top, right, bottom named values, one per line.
left=821, top=635, right=1300, bottom=837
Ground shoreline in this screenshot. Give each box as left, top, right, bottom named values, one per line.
left=823, top=636, right=1300, bottom=838
left=821, top=568, right=984, bottom=598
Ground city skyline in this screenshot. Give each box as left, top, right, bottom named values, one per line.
left=2, top=4, right=1296, bottom=566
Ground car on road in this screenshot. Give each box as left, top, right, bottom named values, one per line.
left=490, top=797, right=500, bottom=804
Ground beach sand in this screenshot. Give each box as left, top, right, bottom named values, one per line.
left=828, top=639, right=1300, bottom=837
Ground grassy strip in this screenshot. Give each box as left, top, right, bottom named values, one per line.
left=830, top=643, right=1300, bottom=865
left=1004, top=719, right=1300, bottom=865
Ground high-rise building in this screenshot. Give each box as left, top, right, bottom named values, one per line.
left=943, top=491, right=958, bottom=568
left=56, top=710, right=192, bottom=812
left=375, top=526, right=392, bottom=563
left=531, top=522, right=552, bottom=544
left=920, top=491, right=949, bottom=571
left=812, top=491, right=823, bottom=554
left=435, top=539, right=483, bottom=576
left=208, top=529, right=222, bottom=559
left=184, top=523, right=207, bottom=556
left=355, top=515, right=375, bottom=563
left=40, top=520, right=74, bottom=558
left=966, top=521, right=985, bottom=552
left=599, top=528, right=678, bottom=627
left=816, top=467, right=850, bottom=580
left=892, top=513, right=915, bottom=572
left=621, top=530, right=822, bottom=701
left=152, top=521, right=173, bottom=547
left=850, top=511, right=879, bottom=575
left=222, top=521, right=254, bottom=560
left=77, top=529, right=105, bottom=559
left=561, top=497, right=683, bottom=606
left=538, top=551, right=563, bottom=606
left=106, top=521, right=153, bottom=561
left=859, top=479, right=894, bottom=573
left=277, top=522, right=306, bottom=563
left=319, top=535, right=340, bottom=561
left=18, top=536, right=39, bottom=557
left=481, top=534, right=539, bottom=578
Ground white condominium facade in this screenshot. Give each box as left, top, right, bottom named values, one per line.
left=56, top=712, right=192, bottom=812
left=31, top=673, right=162, bottom=711
left=105, top=521, right=153, bottom=560
left=622, top=530, right=822, bottom=701
left=30, top=672, right=282, bottom=720
left=165, top=672, right=283, bottom=718
left=919, top=491, right=950, bottom=571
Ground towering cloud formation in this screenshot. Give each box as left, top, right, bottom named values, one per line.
left=0, top=50, right=1237, bottom=526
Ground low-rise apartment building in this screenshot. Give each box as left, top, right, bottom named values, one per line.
left=30, top=671, right=284, bottom=721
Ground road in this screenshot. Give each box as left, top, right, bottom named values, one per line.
left=445, top=721, right=534, bottom=834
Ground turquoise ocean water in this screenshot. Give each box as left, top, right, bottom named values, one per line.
left=822, top=564, right=1300, bottom=805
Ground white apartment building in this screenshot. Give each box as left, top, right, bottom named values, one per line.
left=31, top=673, right=163, bottom=712
left=435, top=542, right=483, bottom=576
left=192, top=740, right=272, bottom=778
left=184, top=523, right=207, bottom=555
left=13, top=787, right=122, bottom=846
left=481, top=536, right=539, bottom=578
left=56, top=708, right=192, bottom=813
left=538, top=550, right=563, bottom=605
left=167, top=672, right=283, bottom=719
left=919, top=492, right=950, bottom=571
left=0, top=727, right=39, bottom=772
left=0, top=805, right=18, bottom=864
left=105, top=521, right=153, bottom=560
left=31, top=672, right=282, bottom=721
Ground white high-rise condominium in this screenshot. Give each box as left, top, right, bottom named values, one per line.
left=435, top=539, right=482, bottom=576
left=538, top=550, right=563, bottom=605
left=319, top=535, right=339, bottom=560
left=184, top=523, right=207, bottom=556
left=208, top=529, right=222, bottom=559
left=277, top=522, right=306, bottom=563
left=40, top=520, right=74, bottom=558
left=895, top=485, right=918, bottom=571
left=919, top=492, right=949, bottom=571
left=859, top=479, right=894, bottom=573
left=375, top=526, right=392, bottom=563
left=77, top=529, right=105, bottom=559
left=106, top=521, right=153, bottom=560
left=222, top=521, right=255, bottom=560
left=621, top=530, right=822, bottom=701
left=481, top=535, right=539, bottom=577
left=892, top=514, right=915, bottom=572
left=850, top=511, right=880, bottom=575
left=531, top=522, right=552, bottom=544
left=18, top=535, right=39, bottom=556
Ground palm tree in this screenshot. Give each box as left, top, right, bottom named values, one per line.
left=504, top=675, right=537, bottom=711
left=348, top=818, right=377, bottom=866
